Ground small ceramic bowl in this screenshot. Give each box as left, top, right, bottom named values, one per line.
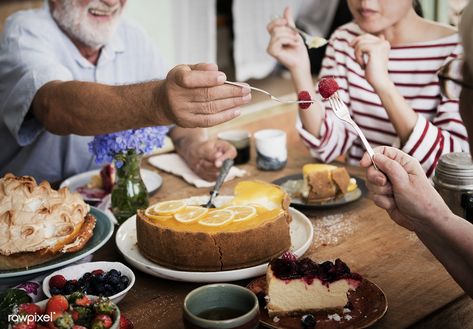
left=43, top=261, right=135, bottom=304
left=183, top=283, right=260, bottom=329
left=32, top=295, right=120, bottom=329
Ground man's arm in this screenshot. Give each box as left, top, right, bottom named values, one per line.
left=31, top=64, right=251, bottom=135
left=361, top=147, right=473, bottom=297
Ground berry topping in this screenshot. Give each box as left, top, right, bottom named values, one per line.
left=280, top=251, right=297, bottom=262
left=297, top=91, right=312, bottom=109
left=301, top=314, right=316, bottom=328
left=49, top=275, right=67, bottom=290
left=270, top=257, right=361, bottom=284
left=318, top=77, right=339, bottom=99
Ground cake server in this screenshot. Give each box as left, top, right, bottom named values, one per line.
left=202, top=158, right=234, bottom=208
left=328, top=93, right=378, bottom=170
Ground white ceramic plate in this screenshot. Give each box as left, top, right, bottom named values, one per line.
left=0, top=208, right=114, bottom=280
left=60, top=168, right=163, bottom=198
left=115, top=207, right=314, bottom=282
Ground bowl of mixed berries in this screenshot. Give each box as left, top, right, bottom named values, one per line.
left=8, top=293, right=134, bottom=329
left=43, top=262, right=135, bottom=305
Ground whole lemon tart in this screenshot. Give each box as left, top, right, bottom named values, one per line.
left=136, top=181, right=292, bottom=271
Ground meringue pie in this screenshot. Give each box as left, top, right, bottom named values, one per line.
left=0, top=173, right=96, bottom=270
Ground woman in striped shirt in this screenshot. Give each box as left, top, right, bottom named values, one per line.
left=267, top=0, right=468, bottom=177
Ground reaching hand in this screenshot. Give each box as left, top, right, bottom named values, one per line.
left=185, top=139, right=237, bottom=181
left=159, top=63, right=251, bottom=128
left=360, top=146, right=451, bottom=231
left=266, top=6, right=311, bottom=74
left=351, top=34, right=391, bottom=91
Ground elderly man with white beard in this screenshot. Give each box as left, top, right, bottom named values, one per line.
left=0, top=0, right=250, bottom=183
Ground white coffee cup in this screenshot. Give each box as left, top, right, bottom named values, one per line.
left=253, top=129, right=287, bottom=171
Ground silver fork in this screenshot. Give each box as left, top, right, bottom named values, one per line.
left=328, top=93, right=378, bottom=169
left=224, top=81, right=314, bottom=105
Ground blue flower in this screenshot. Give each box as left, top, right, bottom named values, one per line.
left=89, top=126, right=170, bottom=165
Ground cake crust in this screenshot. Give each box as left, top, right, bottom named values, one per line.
left=136, top=210, right=291, bottom=271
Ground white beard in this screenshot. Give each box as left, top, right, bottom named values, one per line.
left=52, top=0, right=122, bottom=49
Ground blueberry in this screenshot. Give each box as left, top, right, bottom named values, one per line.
left=82, top=272, right=92, bottom=281
left=108, top=269, right=121, bottom=278
left=120, top=276, right=129, bottom=286
left=63, top=283, right=76, bottom=295
left=95, top=273, right=107, bottom=283
left=108, top=276, right=120, bottom=286
left=115, top=282, right=126, bottom=293
left=301, top=314, right=316, bottom=328
left=50, top=287, right=61, bottom=295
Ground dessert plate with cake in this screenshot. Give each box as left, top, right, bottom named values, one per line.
left=115, top=181, right=314, bottom=282
left=248, top=253, right=387, bottom=328
left=0, top=174, right=114, bottom=281
left=60, top=165, right=162, bottom=203
left=273, top=164, right=365, bottom=209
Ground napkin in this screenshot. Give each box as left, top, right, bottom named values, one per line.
left=148, top=154, right=246, bottom=188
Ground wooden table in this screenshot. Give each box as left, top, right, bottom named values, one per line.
left=94, top=108, right=472, bottom=329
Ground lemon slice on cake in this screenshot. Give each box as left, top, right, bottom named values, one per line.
left=144, top=206, right=173, bottom=221
left=151, top=200, right=186, bottom=215
left=198, top=209, right=234, bottom=227
left=225, top=205, right=256, bottom=222
left=174, top=206, right=208, bottom=223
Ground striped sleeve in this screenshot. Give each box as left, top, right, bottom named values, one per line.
left=402, top=98, right=468, bottom=177
left=296, top=30, right=358, bottom=163
left=400, top=45, right=468, bottom=177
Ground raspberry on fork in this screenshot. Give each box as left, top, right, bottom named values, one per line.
left=297, top=91, right=312, bottom=109
left=318, top=77, right=339, bottom=99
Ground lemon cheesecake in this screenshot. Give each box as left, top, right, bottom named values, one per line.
left=136, top=181, right=292, bottom=271
left=302, top=164, right=357, bottom=202
left=266, top=253, right=362, bottom=316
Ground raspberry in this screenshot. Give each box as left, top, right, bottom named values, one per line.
left=297, top=91, right=312, bottom=110
left=119, top=315, right=134, bottom=329
left=92, top=269, right=105, bottom=276
left=318, top=77, right=339, bottom=99
left=49, top=275, right=67, bottom=290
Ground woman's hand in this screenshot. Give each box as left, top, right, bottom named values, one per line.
left=266, top=7, right=311, bottom=74
left=360, top=146, right=451, bottom=231
left=351, top=34, right=391, bottom=91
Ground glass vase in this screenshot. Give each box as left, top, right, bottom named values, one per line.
left=111, top=151, right=149, bottom=224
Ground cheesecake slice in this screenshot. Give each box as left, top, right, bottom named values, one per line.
left=266, top=253, right=362, bottom=317
left=302, top=164, right=356, bottom=202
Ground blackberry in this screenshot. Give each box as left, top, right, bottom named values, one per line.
left=301, top=314, right=316, bottom=328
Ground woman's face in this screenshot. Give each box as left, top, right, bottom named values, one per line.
left=347, top=0, right=414, bottom=34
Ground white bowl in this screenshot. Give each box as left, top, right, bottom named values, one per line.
left=43, top=261, right=135, bottom=304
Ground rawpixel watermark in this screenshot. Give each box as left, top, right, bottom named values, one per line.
left=8, top=313, right=53, bottom=324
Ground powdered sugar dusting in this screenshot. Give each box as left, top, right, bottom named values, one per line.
left=311, top=213, right=358, bottom=248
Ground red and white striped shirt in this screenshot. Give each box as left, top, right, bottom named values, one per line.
left=297, top=23, right=468, bottom=177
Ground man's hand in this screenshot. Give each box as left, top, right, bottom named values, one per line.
left=184, top=139, right=237, bottom=181
left=351, top=34, right=391, bottom=91
left=158, top=63, right=251, bottom=128
left=360, top=146, right=451, bottom=231
left=266, top=6, right=311, bottom=75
